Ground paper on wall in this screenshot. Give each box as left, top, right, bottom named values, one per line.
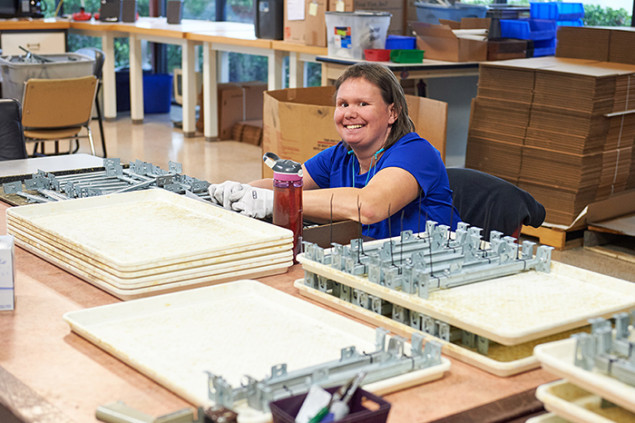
left=287, top=0, right=305, bottom=20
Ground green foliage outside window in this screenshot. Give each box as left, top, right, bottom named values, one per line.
left=583, top=4, right=631, bottom=26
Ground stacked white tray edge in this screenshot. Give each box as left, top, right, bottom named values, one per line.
left=296, top=251, right=635, bottom=377
left=7, top=189, right=294, bottom=300
left=533, top=333, right=635, bottom=422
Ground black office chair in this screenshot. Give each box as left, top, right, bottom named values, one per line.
left=75, top=47, right=107, bottom=157
left=447, top=168, right=546, bottom=241
left=0, top=98, right=28, bottom=161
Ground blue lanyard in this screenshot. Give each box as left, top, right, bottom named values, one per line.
left=349, top=148, right=384, bottom=188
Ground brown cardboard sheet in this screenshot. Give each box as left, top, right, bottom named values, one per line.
left=556, top=26, right=611, bottom=61
left=412, top=18, right=489, bottom=62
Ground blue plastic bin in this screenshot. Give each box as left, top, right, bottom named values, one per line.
left=556, top=18, right=583, bottom=27
left=530, top=2, right=584, bottom=21
left=385, top=35, right=416, bottom=50
left=499, top=19, right=556, bottom=40
left=414, top=2, right=487, bottom=24
left=529, top=38, right=556, bottom=57
left=143, top=73, right=173, bottom=114
left=115, top=70, right=173, bottom=114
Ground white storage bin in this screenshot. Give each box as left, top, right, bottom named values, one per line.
left=0, top=53, right=94, bottom=102
left=325, top=11, right=392, bottom=59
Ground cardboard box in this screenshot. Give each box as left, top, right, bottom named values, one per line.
left=217, top=82, right=267, bottom=140
left=284, top=0, right=306, bottom=44
left=239, top=119, right=264, bottom=146
left=262, top=86, right=448, bottom=178
left=412, top=18, right=490, bottom=62
left=329, top=0, right=406, bottom=35
left=306, top=0, right=328, bottom=47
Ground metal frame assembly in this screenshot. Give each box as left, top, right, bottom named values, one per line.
left=573, top=311, right=635, bottom=387
left=205, top=328, right=442, bottom=412
left=2, top=158, right=211, bottom=203
left=300, top=222, right=554, bottom=355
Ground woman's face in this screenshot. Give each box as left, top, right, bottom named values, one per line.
left=334, top=77, right=396, bottom=152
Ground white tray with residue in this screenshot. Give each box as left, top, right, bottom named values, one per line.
left=295, top=279, right=542, bottom=377
left=7, top=215, right=292, bottom=278
left=9, top=223, right=292, bottom=288
left=17, top=236, right=292, bottom=300
left=534, top=337, right=635, bottom=413
left=298, top=254, right=635, bottom=346
left=64, top=280, right=451, bottom=422
left=7, top=189, right=294, bottom=271
left=536, top=380, right=635, bottom=423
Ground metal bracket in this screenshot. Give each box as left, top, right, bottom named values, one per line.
left=205, top=327, right=442, bottom=412
left=302, top=221, right=553, bottom=300
left=573, top=312, right=635, bottom=386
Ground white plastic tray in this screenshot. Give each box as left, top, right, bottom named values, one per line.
left=7, top=215, right=293, bottom=278
left=526, top=413, right=569, bottom=423
left=534, top=337, right=635, bottom=413
left=295, top=279, right=539, bottom=377
left=18, top=238, right=291, bottom=300
left=9, top=223, right=292, bottom=288
left=536, top=380, right=635, bottom=423
left=298, top=255, right=635, bottom=346
left=7, top=189, right=293, bottom=271
left=64, top=280, right=451, bottom=422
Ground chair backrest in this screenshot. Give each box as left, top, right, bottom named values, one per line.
left=447, top=168, right=546, bottom=241
left=21, top=76, right=97, bottom=129
left=75, top=47, right=105, bottom=80
left=0, top=98, right=28, bottom=161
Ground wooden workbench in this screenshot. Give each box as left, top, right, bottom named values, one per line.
left=0, top=196, right=558, bottom=423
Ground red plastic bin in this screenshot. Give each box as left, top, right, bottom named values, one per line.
left=270, top=386, right=391, bottom=423
left=364, top=49, right=390, bottom=61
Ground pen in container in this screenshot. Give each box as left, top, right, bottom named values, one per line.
left=326, top=371, right=367, bottom=421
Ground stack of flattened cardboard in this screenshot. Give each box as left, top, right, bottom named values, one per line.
left=466, top=55, right=635, bottom=226
left=467, top=60, right=535, bottom=181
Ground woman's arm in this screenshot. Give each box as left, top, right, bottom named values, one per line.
left=249, top=178, right=274, bottom=189
left=250, top=164, right=319, bottom=190
left=302, top=167, right=420, bottom=225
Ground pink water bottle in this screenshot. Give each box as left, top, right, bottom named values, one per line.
left=264, top=152, right=303, bottom=260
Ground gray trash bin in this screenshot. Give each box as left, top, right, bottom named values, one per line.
left=0, top=53, right=95, bottom=102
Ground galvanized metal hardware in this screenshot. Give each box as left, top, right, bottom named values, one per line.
left=2, top=159, right=211, bottom=203
left=205, top=327, right=442, bottom=412
left=303, top=221, right=553, bottom=299
left=573, top=311, right=635, bottom=386
left=301, top=223, right=554, bottom=356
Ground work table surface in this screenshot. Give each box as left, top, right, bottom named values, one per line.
left=0, top=199, right=557, bottom=422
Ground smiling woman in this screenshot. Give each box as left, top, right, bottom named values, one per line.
left=209, top=63, right=460, bottom=240
left=298, top=63, right=460, bottom=239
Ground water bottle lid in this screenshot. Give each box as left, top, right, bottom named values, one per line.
left=263, top=152, right=303, bottom=180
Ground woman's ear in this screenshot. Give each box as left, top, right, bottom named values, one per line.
left=388, top=103, right=398, bottom=125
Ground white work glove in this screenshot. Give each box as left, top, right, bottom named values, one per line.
left=230, top=187, right=274, bottom=219
left=208, top=180, right=247, bottom=209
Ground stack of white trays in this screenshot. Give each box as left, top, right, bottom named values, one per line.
left=531, top=321, right=635, bottom=422
left=7, top=189, right=294, bottom=300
